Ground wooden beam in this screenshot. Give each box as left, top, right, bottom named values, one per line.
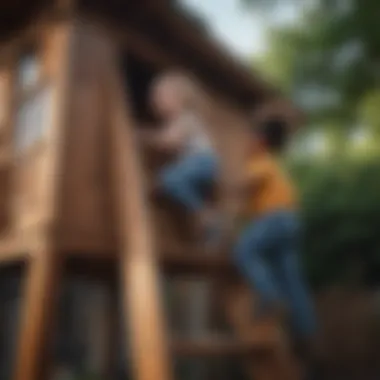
left=0, top=61, right=13, bottom=233
left=103, top=279, right=119, bottom=379
left=160, top=250, right=235, bottom=276
left=113, top=26, right=171, bottom=69
left=105, top=37, right=173, bottom=380
left=84, top=280, right=118, bottom=378
left=148, top=4, right=271, bottom=99
left=13, top=252, right=63, bottom=380
left=171, top=334, right=275, bottom=357
left=0, top=224, right=49, bottom=265
left=0, top=247, right=28, bottom=265
left=41, top=20, right=74, bottom=229
left=85, top=11, right=173, bottom=69
left=13, top=16, right=75, bottom=380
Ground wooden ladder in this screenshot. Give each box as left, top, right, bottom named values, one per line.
left=162, top=252, right=302, bottom=380
left=105, top=48, right=301, bottom=380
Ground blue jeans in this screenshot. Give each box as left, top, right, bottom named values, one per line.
left=234, top=210, right=316, bottom=338
left=159, top=152, right=218, bottom=211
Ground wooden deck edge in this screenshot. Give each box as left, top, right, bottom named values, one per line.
left=171, top=334, right=275, bottom=357
left=160, top=250, right=236, bottom=276
left=0, top=230, right=35, bottom=265
left=0, top=247, right=29, bottom=265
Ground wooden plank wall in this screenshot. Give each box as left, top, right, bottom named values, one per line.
left=0, top=18, right=117, bottom=257
left=0, top=62, right=13, bottom=232
left=9, top=21, right=60, bottom=232
left=0, top=16, right=80, bottom=260
left=59, top=22, right=116, bottom=254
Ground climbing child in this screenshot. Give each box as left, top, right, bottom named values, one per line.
left=141, top=71, right=220, bottom=247
left=233, top=115, right=316, bottom=358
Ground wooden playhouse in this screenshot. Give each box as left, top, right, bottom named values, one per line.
left=0, top=0, right=302, bottom=379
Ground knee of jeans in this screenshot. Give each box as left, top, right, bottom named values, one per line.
left=234, top=237, right=252, bottom=268
left=234, top=231, right=265, bottom=265
left=160, top=168, right=182, bottom=195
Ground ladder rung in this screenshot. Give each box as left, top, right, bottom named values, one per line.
left=171, top=333, right=276, bottom=357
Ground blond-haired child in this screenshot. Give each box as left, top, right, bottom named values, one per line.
left=142, top=71, right=220, bottom=246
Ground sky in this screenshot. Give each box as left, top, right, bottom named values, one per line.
left=179, top=0, right=301, bottom=60
left=177, top=0, right=372, bottom=152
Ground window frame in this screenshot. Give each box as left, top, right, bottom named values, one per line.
left=12, top=40, right=53, bottom=157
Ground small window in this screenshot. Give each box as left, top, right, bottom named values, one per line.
left=14, top=46, right=52, bottom=153
left=17, top=50, right=40, bottom=90
left=15, top=85, right=53, bottom=151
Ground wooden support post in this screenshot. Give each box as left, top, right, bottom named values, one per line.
left=84, top=280, right=118, bottom=379
left=13, top=253, right=63, bottom=380
left=13, top=7, right=74, bottom=379
left=103, top=280, right=119, bottom=380
left=104, top=45, right=173, bottom=380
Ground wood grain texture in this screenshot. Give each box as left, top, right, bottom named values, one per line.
left=13, top=252, right=63, bottom=380
left=58, top=22, right=116, bottom=253
left=13, top=16, right=74, bottom=380
left=104, top=38, right=173, bottom=380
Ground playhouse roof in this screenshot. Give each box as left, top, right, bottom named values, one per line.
left=0, top=0, right=300, bottom=118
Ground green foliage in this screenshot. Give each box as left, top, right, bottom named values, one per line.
left=358, top=90, right=380, bottom=136
left=242, top=0, right=380, bottom=287
left=290, top=156, right=380, bottom=288
left=245, top=0, right=380, bottom=131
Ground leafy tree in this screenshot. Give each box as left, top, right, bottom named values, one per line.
left=244, top=0, right=380, bottom=134
left=288, top=155, right=380, bottom=289
left=242, top=0, right=380, bottom=287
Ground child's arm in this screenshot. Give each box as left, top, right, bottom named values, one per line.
left=139, top=123, right=187, bottom=153
left=159, top=123, right=188, bottom=151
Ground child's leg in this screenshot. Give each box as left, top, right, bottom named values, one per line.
left=234, top=217, right=281, bottom=312
left=277, top=248, right=318, bottom=378
left=274, top=213, right=316, bottom=339
left=277, top=246, right=316, bottom=339
left=159, top=153, right=217, bottom=212
left=273, top=212, right=317, bottom=377
left=159, top=153, right=220, bottom=246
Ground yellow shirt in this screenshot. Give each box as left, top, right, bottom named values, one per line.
left=245, top=153, right=296, bottom=217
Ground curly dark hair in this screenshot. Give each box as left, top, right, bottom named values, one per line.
left=255, top=117, right=290, bottom=153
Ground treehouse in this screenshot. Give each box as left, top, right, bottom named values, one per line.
left=0, top=0, right=302, bottom=380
